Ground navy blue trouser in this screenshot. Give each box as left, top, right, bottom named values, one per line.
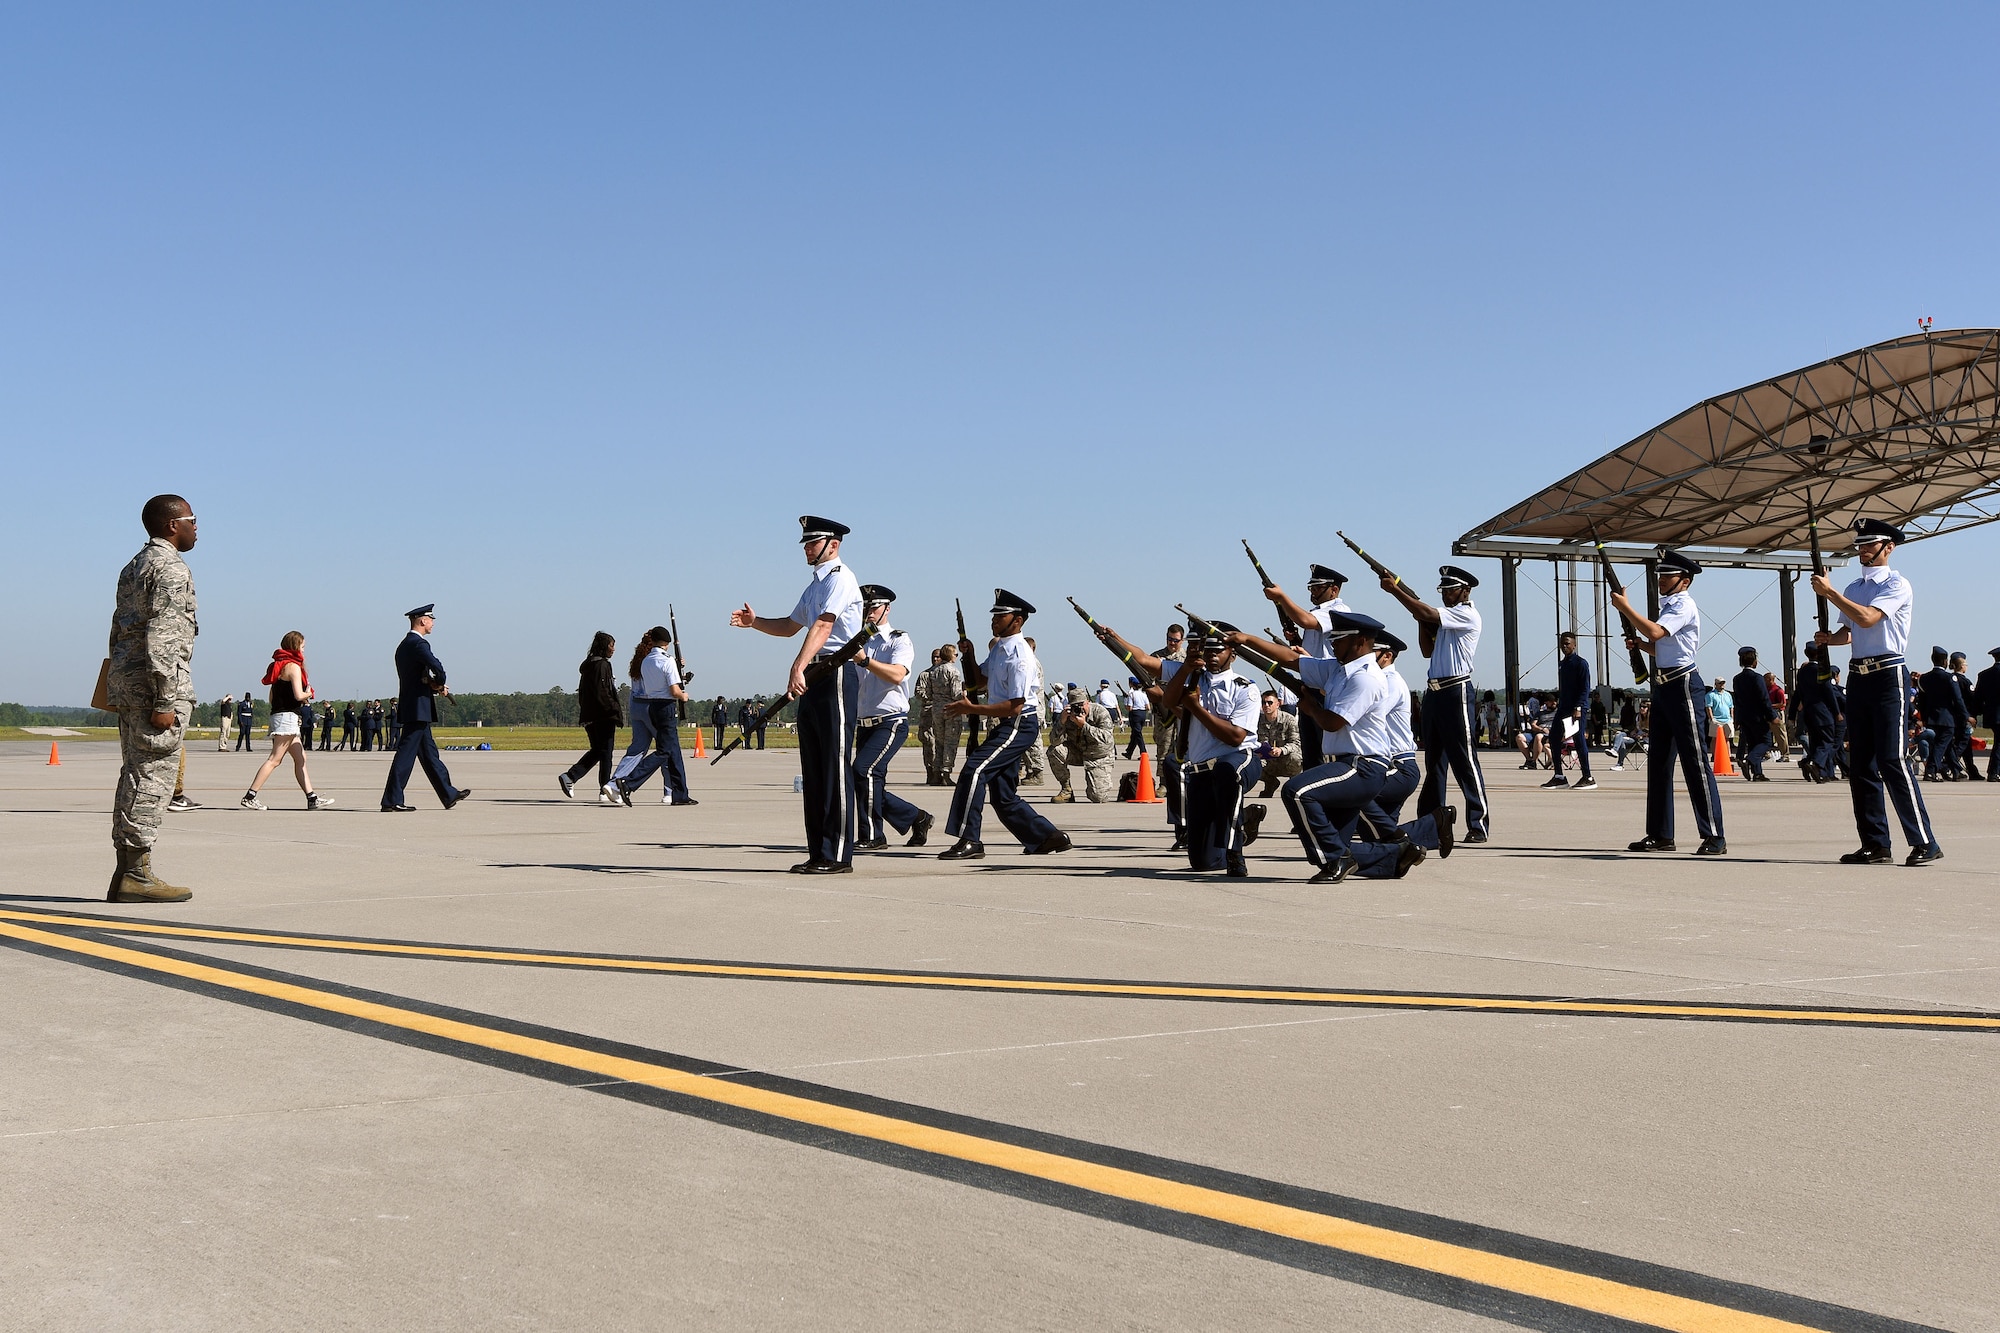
left=853, top=715, right=924, bottom=840
left=624, top=700, right=691, bottom=802
left=1282, top=754, right=1390, bottom=869
left=1846, top=666, right=1937, bottom=853
left=1556, top=712, right=1592, bottom=779
left=1925, top=716, right=1958, bottom=776
left=796, top=663, right=859, bottom=865
left=1417, top=680, right=1489, bottom=836
left=1738, top=721, right=1771, bottom=779
left=383, top=721, right=455, bottom=807
left=1124, top=711, right=1149, bottom=758
left=1645, top=672, right=1723, bottom=843
left=1801, top=709, right=1838, bottom=775
left=946, top=713, right=1056, bottom=847
left=1162, top=754, right=1184, bottom=830
left=1184, top=751, right=1261, bottom=870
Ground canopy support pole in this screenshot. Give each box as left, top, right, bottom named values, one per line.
left=1780, top=569, right=1799, bottom=696
left=1502, top=555, right=1521, bottom=735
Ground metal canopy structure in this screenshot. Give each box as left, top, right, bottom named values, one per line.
left=1452, top=329, right=2000, bottom=721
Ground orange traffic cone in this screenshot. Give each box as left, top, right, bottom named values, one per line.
left=48, top=742, right=60, bottom=766
left=692, top=725, right=706, bottom=759
left=1712, top=725, right=1736, bottom=777
left=1127, top=750, right=1163, bottom=803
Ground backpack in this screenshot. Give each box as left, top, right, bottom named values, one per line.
left=1117, top=771, right=1140, bottom=802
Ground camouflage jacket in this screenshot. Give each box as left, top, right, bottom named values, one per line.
left=108, top=537, right=198, bottom=712
left=1050, top=702, right=1117, bottom=761
left=1257, top=707, right=1302, bottom=766
left=919, top=662, right=964, bottom=712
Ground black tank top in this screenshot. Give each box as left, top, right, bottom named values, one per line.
left=270, top=674, right=303, bottom=715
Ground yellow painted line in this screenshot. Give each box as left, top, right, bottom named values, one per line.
left=4, top=908, right=1995, bottom=1032
left=0, top=917, right=1838, bottom=1332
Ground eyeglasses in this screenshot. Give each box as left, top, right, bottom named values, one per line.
left=171, top=514, right=197, bottom=525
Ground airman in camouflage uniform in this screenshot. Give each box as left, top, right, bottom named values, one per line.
left=913, top=649, right=940, bottom=780
left=1255, top=689, right=1303, bottom=797
left=106, top=495, right=200, bottom=903
left=1048, top=685, right=1118, bottom=802
left=1018, top=637, right=1047, bottom=784
left=923, top=646, right=966, bottom=785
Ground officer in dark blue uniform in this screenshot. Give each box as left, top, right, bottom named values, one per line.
left=1812, top=517, right=1942, bottom=865
left=1915, top=647, right=1961, bottom=780
left=1545, top=630, right=1594, bottom=789
left=732, top=516, right=864, bottom=874
left=1794, top=647, right=1840, bottom=781
left=1972, top=648, right=2000, bottom=782
left=1731, top=646, right=1776, bottom=782
left=1610, top=547, right=1725, bottom=855
left=381, top=604, right=470, bottom=812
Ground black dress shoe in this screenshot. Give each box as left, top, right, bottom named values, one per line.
left=1026, top=830, right=1073, bottom=855
left=381, top=804, right=416, bottom=813
left=797, top=860, right=853, bottom=874
left=1905, top=844, right=1944, bottom=866
left=1627, top=836, right=1676, bottom=852
left=1393, top=841, right=1426, bottom=878
left=938, top=839, right=984, bottom=860
left=1694, top=837, right=1727, bottom=856
left=1225, top=853, right=1248, bottom=878
left=676, top=797, right=699, bottom=806
left=1169, top=834, right=1187, bottom=852
left=1838, top=847, right=1892, bottom=865
left=443, top=788, right=472, bottom=809
left=906, top=810, right=934, bottom=848
left=1437, top=806, right=1457, bottom=859
left=1240, top=804, right=1267, bottom=846
left=853, top=838, right=889, bottom=852
left=1309, top=857, right=1355, bottom=884
left=789, top=859, right=828, bottom=874
left=1462, top=829, right=1488, bottom=845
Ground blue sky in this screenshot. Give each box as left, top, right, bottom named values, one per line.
left=6, top=4, right=1997, bottom=706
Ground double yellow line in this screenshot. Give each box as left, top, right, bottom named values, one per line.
left=5, top=907, right=1995, bottom=1034
left=0, top=914, right=1930, bottom=1332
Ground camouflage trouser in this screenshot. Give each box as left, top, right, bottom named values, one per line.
left=114, top=704, right=187, bottom=850
left=929, top=710, right=964, bottom=778
left=1154, top=714, right=1179, bottom=766
left=1258, top=752, right=1302, bottom=794
left=916, top=711, right=938, bottom=777
left=1047, top=746, right=1117, bottom=802
left=1019, top=726, right=1046, bottom=783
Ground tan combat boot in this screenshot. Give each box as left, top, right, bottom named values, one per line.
left=1051, top=786, right=1075, bottom=803
left=108, top=848, right=193, bottom=904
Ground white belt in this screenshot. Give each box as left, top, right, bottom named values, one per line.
left=1850, top=654, right=1904, bottom=676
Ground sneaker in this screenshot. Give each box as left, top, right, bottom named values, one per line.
left=558, top=774, right=575, bottom=799
left=306, top=793, right=334, bottom=810
left=1573, top=778, right=1598, bottom=790
left=167, top=793, right=202, bottom=811
left=1540, top=775, right=1569, bottom=788
left=240, top=793, right=267, bottom=810
left=604, top=783, right=632, bottom=808
left=1610, top=763, right=1625, bottom=772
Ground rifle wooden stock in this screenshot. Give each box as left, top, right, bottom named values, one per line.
left=1242, top=539, right=1303, bottom=642
left=709, top=633, right=870, bottom=764
left=1590, top=538, right=1651, bottom=685
left=1336, top=530, right=1400, bottom=587
left=1067, top=597, right=1158, bottom=687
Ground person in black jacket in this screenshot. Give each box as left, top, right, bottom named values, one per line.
left=1972, top=648, right=2000, bottom=782
left=1915, top=647, right=1962, bottom=780
left=710, top=695, right=727, bottom=751
left=1732, top=647, right=1776, bottom=781
left=559, top=631, right=623, bottom=802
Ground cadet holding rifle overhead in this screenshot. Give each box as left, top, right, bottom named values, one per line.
left=1254, top=560, right=1349, bottom=769
left=1083, top=612, right=1190, bottom=847
left=730, top=516, right=865, bottom=874
left=938, top=589, right=1071, bottom=861
left=1374, top=547, right=1489, bottom=845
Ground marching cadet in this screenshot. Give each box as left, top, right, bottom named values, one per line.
left=1363, top=638, right=1454, bottom=858
left=938, top=590, right=1072, bottom=861
left=850, top=585, right=935, bottom=851
left=106, top=494, right=200, bottom=903
left=1380, top=565, right=1490, bottom=843
left=1156, top=623, right=1264, bottom=877
left=1259, top=564, right=1350, bottom=769
left=1811, top=518, right=1942, bottom=865
left=730, top=515, right=864, bottom=874
left=381, top=604, right=471, bottom=813
left=1609, top=547, right=1726, bottom=856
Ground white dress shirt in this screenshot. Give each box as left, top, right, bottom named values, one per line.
left=789, top=559, right=863, bottom=652
left=857, top=624, right=916, bottom=718
left=984, top=634, right=1039, bottom=714
left=1839, top=565, right=1913, bottom=659
left=1183, top=671, right=1261, bottom=766
left=1654, top=591, right=1700, bottom=672
left=1429, top=602, right=1481, bottom=679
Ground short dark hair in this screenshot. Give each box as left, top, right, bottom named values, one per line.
left=141, top=494, right=188, bottom=536
left=1261, top=690, right=1278, bottom=701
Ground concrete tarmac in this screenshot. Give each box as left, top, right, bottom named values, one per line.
left=2, top=740, right=1995, bottom=1330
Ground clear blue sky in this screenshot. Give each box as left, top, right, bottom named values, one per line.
left=6, top=4, right=1997, bottom=706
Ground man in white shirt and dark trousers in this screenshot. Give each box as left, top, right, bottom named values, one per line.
left=731, top=516, right=864, bottom=874
left=1156, top=624, right=1264, bottom=877
left=1610, top=547, right=1725, bottom=856
left=938, top=590, right=1071, bottom=861
left=850, top=585, right=934, bottom=851
left=1812, top=518, right=1942, bottom=866
left=1122, top=678, right=1149, bottom=758
left=1382, top=565, right=1490, bottom=843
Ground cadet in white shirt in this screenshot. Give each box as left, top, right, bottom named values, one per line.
left=849, top=585, right=935, bottom=851
left=1260, top=562, right=1350, bottom=769
left=731, top=515, right=864, bottom=874
left=939, top=590, right=1071, bottom=861
left=1610, top=547, right=1725, bottom=856
left=1155, top=623, right=1264, bottom=877
left=1381, top=564, right=1486, bottom=843
left=612, top=627, right=694, bottom=806
left=1812, top=517, right=1941, bottom=865
left=1122, top=677, right=1150, bottom=758
left=1356, top=640, right=1455, bottom=861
